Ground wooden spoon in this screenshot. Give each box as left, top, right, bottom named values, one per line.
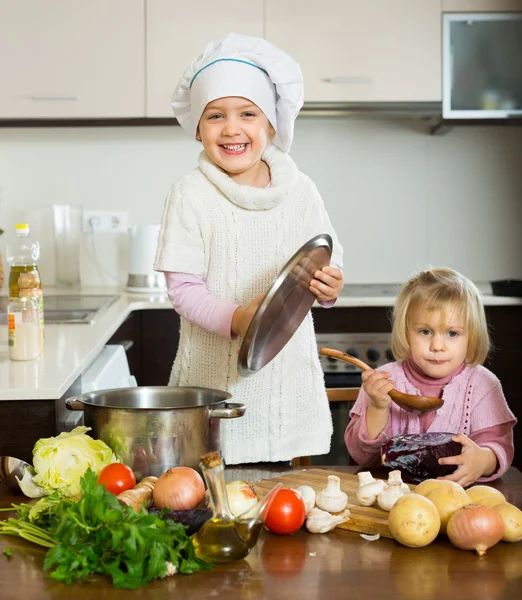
left=319, top=348, right=444, bottom=412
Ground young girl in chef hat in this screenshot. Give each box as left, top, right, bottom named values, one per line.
left=345, top=267, right=516, bottom=486
left=155, top=33, right=344, bottom=465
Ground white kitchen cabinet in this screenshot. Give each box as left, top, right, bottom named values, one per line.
left=0, top=0, right=144, bottom=119
left=265, top=0, right=442, bottom=103
left=443, top=1, right=522, bottom=11
left=146, top=0, right=264, bottom=117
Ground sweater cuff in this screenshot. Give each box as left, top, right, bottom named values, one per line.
left=216, top=301, right=241, bottom=340
left=476, top=442, right=508, bottom=482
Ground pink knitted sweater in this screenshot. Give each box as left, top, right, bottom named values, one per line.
left=345, top=361, right=516, bottom=481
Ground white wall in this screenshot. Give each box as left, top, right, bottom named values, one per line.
left=1, top=117, right=521, bottom=287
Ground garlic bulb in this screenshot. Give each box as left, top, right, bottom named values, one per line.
left=315, top=475, right=348, bottom=513
left=356, top=472, right=386, bottom=507
left=377, top=481, right=406, bottom=512
left=306, top=507, right=351, bottom=534
left=387, top=470, right=410, bottom=495
left=293, top=485, right=316, bottom=515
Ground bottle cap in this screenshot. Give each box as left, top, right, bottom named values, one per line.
left=15, top=223, right=29, bottom=233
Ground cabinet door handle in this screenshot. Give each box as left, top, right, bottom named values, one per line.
left=323, top=77, right=373, bottom=85
left=25, top=95, right=79, bottom=101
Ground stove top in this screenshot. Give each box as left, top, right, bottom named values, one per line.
left=0, top=294, right=118, bottom=324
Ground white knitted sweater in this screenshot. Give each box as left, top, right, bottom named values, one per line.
left=155, top=145, right=343, bottom=464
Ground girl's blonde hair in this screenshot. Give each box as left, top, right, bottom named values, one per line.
left=391, top=267, right=490, bottom=366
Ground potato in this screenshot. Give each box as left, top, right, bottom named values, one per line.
left=492, top=502, right=522, bottom=542
left=423, top=481, right=472, bottom=534
left=466, top=485, right=506, bottom=507
left=388, top=493, right=441, bottom=548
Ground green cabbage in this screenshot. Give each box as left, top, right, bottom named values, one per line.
left=30, top=426, right=116, bottom=498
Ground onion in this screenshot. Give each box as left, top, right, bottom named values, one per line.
left=492, top=502, right=522, bottom=543
left=152, top=466, right=205, bottom=510
left=447, top=504, right=504, bottom=556
left=226, top=480, right=259, bottom=517
left=466, top=485, right=506, bottom=507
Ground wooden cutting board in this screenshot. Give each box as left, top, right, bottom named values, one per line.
left=254, top=468, right=414, bottom=539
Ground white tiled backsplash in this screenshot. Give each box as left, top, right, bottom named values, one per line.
left=1, top=118, right=521, bottom=287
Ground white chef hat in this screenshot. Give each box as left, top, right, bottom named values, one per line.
left=171, top=33, right=304, bottom=153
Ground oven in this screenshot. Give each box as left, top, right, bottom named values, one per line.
left=313, top=332, right=393, bottom=465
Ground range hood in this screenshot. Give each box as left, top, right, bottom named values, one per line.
left=299, top=102, right=442, bottom=120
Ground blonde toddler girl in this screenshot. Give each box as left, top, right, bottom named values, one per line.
left=345, top=267, right=515, bottom=486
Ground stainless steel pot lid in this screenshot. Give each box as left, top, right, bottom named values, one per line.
left=237, top=233, right=333, bottom=377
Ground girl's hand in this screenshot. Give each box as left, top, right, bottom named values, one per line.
left=231, top=294, right=265, bottom=338
left=362, top=369, right=393, bottom=410
left=438, top=433, right=498, bottom=488
left=310, top=266, right=343, bottom=303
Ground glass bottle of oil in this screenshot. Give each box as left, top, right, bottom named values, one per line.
left=193, top=451, right=281, bottom=564
left=6, top=224, right=44, bottom=350
left=6, top=224, right=42, bottom=297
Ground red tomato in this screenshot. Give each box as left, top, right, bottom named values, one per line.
left=97, top=463, right=136, bottom=495
left=264, top=489, right=306, bottom=535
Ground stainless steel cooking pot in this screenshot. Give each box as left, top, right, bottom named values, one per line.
left=65, top=386, right=245, bottom=479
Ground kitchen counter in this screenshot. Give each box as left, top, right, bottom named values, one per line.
left=1, top=284, right=521, bottom=401
left=1, top=465, right=522, bottom=600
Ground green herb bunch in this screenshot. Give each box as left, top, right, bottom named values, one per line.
left=0, top=469, right=211, bottom=589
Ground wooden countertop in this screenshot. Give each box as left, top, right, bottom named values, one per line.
left=1, top=465, right=522, bottom=600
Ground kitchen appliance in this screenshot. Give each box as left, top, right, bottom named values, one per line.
left=52, top=204, right=83, bottom=288
left=0, top=294, right=118, bottom=325
left=442, top=12, right=522, bottom=120
left=126, top=224, right=166, bottom=293
left=61, top=344, right=138, bottom=432
left=238, top=234, right=332, bottom=376
left=64, top=387, right=246, bottom=478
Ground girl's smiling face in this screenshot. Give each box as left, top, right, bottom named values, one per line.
left=408, top=304, right=469, bottom=379
left=196, top=97, right=274, bottom=186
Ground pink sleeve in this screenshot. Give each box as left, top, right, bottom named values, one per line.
left=470, top=423, right=515, bottom=482
left=344, top=407, right=392, bottom=467
left=166, top=272, right=239, bottom=340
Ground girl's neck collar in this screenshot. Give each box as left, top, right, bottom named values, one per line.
left=404, top=358, right=466, bottom=387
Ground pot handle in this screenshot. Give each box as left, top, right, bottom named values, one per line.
left=209, top=403, right=246, bottom=419
left=65, top=397, right=85, bottom=411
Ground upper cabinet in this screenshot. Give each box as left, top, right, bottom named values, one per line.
left=146, top=0, right=264, bottom=117
left=0, top=0, right=144, bottom=119
left=443, top=1, right=522, bottom=11
left=265, top=0, right=442, bottom=103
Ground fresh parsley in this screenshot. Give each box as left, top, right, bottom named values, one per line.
left=3, top=546, right=13, bottom=558
left=0, top=469, right=211, bottom=589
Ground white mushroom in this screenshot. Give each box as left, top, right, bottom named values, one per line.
left=315, top=475, right=348, bottom=513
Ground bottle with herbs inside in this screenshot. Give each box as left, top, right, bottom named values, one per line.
left=193, top=451, right=281, bottom=564
left=6, top=223, right=44, bottom=350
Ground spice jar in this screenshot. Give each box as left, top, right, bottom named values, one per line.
left=8, top=295, right=40, bottom=361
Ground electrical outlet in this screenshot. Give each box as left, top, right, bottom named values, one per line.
left=83, top=210, right=128, bottom=233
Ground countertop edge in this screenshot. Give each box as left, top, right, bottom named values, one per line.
left=2, top=287, right=521, bottom=401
